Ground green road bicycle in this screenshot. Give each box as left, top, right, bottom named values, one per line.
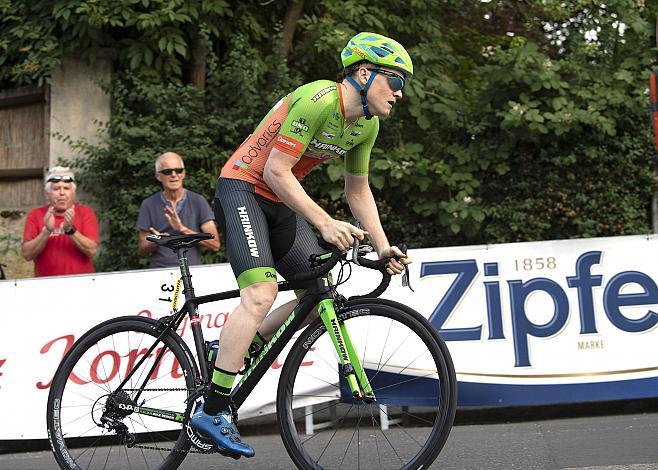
left=46, top=233, right=457, bottom=469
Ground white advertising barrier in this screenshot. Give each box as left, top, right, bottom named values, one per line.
left=2, top=233, right=658, bottom=439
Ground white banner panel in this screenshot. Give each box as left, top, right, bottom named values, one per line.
left=1, top=234, right=658, bottom=439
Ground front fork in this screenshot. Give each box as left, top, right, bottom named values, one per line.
left=317, top=299, right=375, bottom=402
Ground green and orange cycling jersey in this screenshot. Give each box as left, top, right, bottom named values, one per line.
left=221, top=80, right=379, bottom=201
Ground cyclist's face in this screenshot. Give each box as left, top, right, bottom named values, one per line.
left=155, top=155, right=186, bottom=192
left=361, top=66, right=404, bottom=117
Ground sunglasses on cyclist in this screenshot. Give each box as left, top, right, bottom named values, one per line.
left=369, top=69, right=405, bottom=92
left=47, top=175, right=74, bottom=183
left=158, top=167, right=185, bottom=176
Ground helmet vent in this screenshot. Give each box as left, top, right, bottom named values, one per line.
left=370, top=46, right=391, bottom=58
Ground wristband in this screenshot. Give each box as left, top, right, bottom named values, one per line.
left=65, top=226, right=77, bottom=236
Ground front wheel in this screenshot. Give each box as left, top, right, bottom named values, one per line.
left=46, top=316, right=199, bottom=470
left=277, top=299, right=457, bottom=470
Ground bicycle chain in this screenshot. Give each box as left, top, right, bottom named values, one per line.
left=122, top=387, right=198, bottom=392
left=131, top=442, right=216, bottom=454
left=117, top=387, right=216, bottom=455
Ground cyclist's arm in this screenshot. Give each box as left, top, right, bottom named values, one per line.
left=345, top=173, right=411, bottom=274
left=264, top=149, right=364, bottom=251
left=264, top=148, right=331, bottom=226
left=344, top=172, right=390, bottom=255
left=342, top=121, right=393, bottom=254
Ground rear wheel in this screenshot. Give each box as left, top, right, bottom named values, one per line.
left=46, top=316, right=198, bottom=470
left=277, top=299, right=457, bottom=469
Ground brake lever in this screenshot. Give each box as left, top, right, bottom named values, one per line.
left=352, top=237, right=361, bottom=266
left=398, top=243, right=414, bottom=292
left=351, top=219, right=365, bottom=266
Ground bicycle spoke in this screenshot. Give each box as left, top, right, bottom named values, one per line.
left=338, top=414, right=359, bottom=468
left=367, top=404, right=383, bottom=470
left=280, top=304, right=456, bottom=470
left=372, top=407, right=406, bottom=466
left=377, top=405, right=426, bottom=448
left=312, top=403, right=354, bottom=463
left=47, top=317, right=197, bottom=469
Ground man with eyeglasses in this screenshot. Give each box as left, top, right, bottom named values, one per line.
left=21, top=166, right=99, bottom=277
left=136, top=151, right=220, bottom=268
left=189, top=32, right=413, bottom=458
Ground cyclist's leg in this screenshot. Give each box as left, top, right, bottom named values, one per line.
left=191, top=178, right=277, bottom=458
left=217, top=282, right=277, bottom=371
left=259, top=211, right=325, bottom=339
left=212, top=178, right=279, bottom=372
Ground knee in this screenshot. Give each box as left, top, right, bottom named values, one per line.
left=241, top=282, right=278, bottom=318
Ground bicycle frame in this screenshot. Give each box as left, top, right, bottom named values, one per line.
left=118, top=248, right=375, bottom=421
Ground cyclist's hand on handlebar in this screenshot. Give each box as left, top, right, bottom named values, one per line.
left=319, top=219, right=368, bottom=252
left=380, top=245, right=413, bottom=276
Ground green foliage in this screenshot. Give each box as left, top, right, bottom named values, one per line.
left=0, top=0, right=235, bottom=86
left=67, top=36, right=297, bottom=271
left=0, top=233, right=21, bottom=256
left=3, top=0, right=657, bottom=270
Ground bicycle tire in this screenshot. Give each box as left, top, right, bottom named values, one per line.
left=46, top=316, right=199, bottom=470
left=277, top=298, right=457, bottom=470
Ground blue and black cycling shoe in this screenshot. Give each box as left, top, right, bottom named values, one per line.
left=189, top=403, right=255, bottom=458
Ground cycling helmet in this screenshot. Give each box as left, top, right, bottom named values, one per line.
left=341, top=32, right=413, bottom=78
left=341, top=32, right=413, bottom=120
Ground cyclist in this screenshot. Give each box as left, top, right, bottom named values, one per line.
left=190, top=31, right=414, bottom=458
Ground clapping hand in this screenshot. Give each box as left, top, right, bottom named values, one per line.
left=164, top=201, right=186, bottom=233
left=44, top=206, right=56, bottom=232
left=62, top=206, right=75, bottom=232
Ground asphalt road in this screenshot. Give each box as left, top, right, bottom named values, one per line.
left=2, top=405, right=658, bottom=469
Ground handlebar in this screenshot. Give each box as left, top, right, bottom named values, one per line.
left=286, top=248, right=344, bottom=282
left=286, top=241, right=408, bottom=300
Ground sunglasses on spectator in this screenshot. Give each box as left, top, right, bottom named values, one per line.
left=368, top=68, right=405, bottom=92
left=159, top=168, right=185, bottom=175
left=47, top=176, right=74, bottom=183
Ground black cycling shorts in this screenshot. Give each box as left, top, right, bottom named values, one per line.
left=214, top=178, right=323, bottom=289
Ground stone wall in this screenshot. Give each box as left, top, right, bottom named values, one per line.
left=0, top=210, right=33, bottom=279
left=0, top=55, right=110, bottom=280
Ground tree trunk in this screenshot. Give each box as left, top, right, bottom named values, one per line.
left=189, top=29, right=206, bottom=89
left=281, top=0, right=305, bottom=60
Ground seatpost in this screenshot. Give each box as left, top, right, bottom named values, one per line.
left=177, top=247, right=209, bottom=381
left=176, top=247, right=195, bottom=300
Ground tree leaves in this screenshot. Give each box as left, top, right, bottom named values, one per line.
left=2, top=0, right=655, bottom=267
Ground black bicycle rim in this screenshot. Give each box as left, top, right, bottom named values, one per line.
left=277, top=300, right=456, bottom=470
left=46, top=317, right=197, bottom=470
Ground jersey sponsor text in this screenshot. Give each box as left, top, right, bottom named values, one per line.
left=311, top=86, right=337, bottom=102
left=276, top=135, right=302, bottom=153
left=234, top=120, right=282, bottom=170
left=309, top=138, right=347, bottom=156
left=237, top=206, right=259, bottom=257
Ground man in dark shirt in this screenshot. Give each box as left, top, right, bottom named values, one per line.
left=136, top=152, right=220, bottom=267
